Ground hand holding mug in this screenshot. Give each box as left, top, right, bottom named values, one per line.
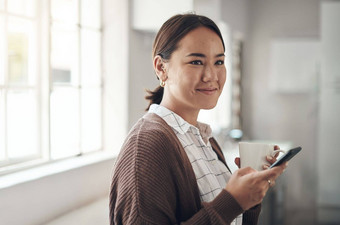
left=235, top=142, right=284, bottom=171
left=238, top=142, right=285, bottom=171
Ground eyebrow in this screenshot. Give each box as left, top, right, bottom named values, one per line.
left=186, top=53, right=225, bottom=58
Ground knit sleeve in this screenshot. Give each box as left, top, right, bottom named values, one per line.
left=242, top=204, right=262, bottom=225
left=110, top=128, right=182, bottom=225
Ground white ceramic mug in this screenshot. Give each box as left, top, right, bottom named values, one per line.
left=239, top=142, right=285, bottom=171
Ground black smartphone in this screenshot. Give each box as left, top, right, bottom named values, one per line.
left=269, top=147, right=302, bottom=168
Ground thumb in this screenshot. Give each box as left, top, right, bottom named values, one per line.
left=256, top=166, right=279, bottom=179
left=236, top=167, right=257, bottom=176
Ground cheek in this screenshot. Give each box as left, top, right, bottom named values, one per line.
left=219, top=70, right=227, bottom=88
left=172, top=68, right=196, bottom=86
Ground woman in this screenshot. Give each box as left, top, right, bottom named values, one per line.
left=110, top=14, right=287, bottom=225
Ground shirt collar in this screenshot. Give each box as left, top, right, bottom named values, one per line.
left=148, top=104, right=212, bottom=139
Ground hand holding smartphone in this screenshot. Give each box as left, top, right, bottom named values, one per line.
left=269, top=147, right=302, bottom=168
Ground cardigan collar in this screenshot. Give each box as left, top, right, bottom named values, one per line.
left=148, top=104, right=212, bottom=141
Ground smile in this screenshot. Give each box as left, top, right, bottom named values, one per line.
left=196, top=88, right=218, bottom=95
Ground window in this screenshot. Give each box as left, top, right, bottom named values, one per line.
left=0, top=0, right=102, bottom=174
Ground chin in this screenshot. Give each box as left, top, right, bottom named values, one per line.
left=201, top=102, right=218, bottom=110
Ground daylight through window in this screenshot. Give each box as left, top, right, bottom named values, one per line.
left=0, top=0, right=102, bottom=173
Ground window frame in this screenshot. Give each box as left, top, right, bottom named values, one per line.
left=0, top=0, right=103, bottom=175
left=0, top=0, right=42, bottom=169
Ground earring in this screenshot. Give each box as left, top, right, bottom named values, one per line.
left=160, top=80, right=165, bottom=87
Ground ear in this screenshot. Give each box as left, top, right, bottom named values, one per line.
left=153, top=55, right=167, bottom=81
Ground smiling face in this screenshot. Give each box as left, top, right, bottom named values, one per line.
left=156, top=26, right=226, bottom=124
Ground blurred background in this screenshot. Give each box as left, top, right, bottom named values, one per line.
left=0, top=0, right=339, bottom=224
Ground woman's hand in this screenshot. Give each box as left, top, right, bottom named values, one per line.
left=263, top=145, right=281, bottom=167
left=230, top=145, right=287, bottom=210
left=225, top=162, right=287, bottom=210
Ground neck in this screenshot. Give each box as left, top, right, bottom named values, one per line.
left=160, top=102, right=199, bottom=126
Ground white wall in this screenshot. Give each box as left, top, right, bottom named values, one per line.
left=128, top=30, right=157, bottom=128
left=318, top=1, right=340, bottom=224
left=242, top=0, right=320, bottom=224
left=103, top=0, right=129, bottom=152
left=0, top=158, right=114, bottom=225
left=221, top=0, right=249, bottom=37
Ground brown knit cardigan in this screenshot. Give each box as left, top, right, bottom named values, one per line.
left=110, top=113, right=261, bottom=225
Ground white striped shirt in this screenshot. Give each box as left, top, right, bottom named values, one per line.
left=149, top=104, right=242, bottom=225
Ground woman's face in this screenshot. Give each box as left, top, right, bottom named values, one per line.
left=161, top=26, right=226, bottom=117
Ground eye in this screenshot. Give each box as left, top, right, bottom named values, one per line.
left=190, top=60, right=203, bottom=65
left=215, top=60, right=224, bottom=65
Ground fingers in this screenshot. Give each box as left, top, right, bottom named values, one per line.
left=257, top=165, right=282, bottom=180
left=226, top=167, right=270, bottom=210
left=273, top=145, right=281, bottom=158
left=259, top=162, right=288, bottom=186
left=262, top=164, right=270, bottom=170
left=234, top=157, right=240, bottom=168
left=266, top=155, right=276, bottom=164
left=266, top=178, right=276, bottom=188
left=265, top=146, right=282, bottom=167
left=236, top=166, right=257, bottom=176
left=263, top=155, right=276, bottom=170
left=228, top=164, right=286, bottom=210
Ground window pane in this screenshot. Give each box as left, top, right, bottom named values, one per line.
left=50, top=87, right=80, bottom=159
left=81, top=29, right=101, bottom=86
left=7, top=90, right=38, bottom=158
left=81, top=88, right=101, bottom=153
left=51, top=0, right=78, bottom=24
left=51, top=23, right=79, bottom=85
left=0, top=15, right=4, bottom=85
left=0, top=0, right=4, bottom=10
left=8, top=17, right=37, bottom=86
left=81, top=0, right=100, bottom=28
left=0, top=90, right=5, bottom=160
left=7, top=0, right=36, bottom=17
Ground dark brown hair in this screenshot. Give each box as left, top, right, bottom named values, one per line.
left=145, top=13, right=225, bottom=110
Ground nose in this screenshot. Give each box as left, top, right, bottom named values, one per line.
left=202, top=64, right=218, bottom=83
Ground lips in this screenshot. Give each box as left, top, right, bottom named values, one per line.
left=196, top=87, right=218, bottom=95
